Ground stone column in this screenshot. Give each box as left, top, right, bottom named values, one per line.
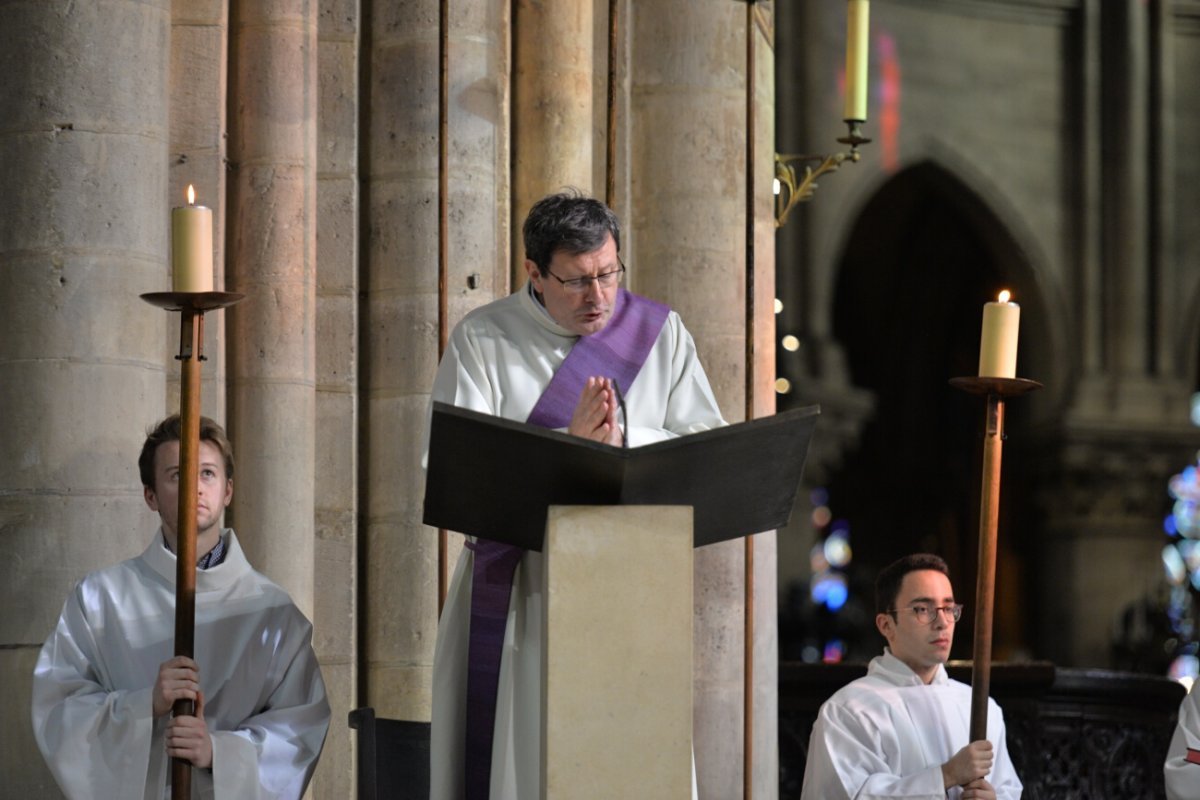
left=0, top=0, right=171, bottom=794
left=630, top=4, right=777, bottom=797
left=226, top=1, right=319, bottom=615
left=363, top=0, right=510, bottom=719
left=511, top=0, right=593, bottom=281
left=1037, top=0, right=1186, bottom=668
left=1100, top=0, right=1149, bottom=379
left=1033, top=431, right=1194, bottom=666
left=313, top=0, right=361, bottom=795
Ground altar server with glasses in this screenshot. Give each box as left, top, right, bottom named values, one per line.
left=801, top=553, right=1023, bottom=800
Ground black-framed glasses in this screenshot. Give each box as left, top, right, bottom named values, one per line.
left=888, top=603, right=963, bottom=625
left=545, top=260, right=626, bottom=294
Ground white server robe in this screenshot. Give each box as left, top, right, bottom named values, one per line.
left=32, top=529, right=330, bottom=800
left=801, top=650, right=1023, bottom=800
left=1165, top=684, right=1200, bottom=799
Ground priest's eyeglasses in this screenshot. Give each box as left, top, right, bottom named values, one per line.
left=888, top=603, right=964, bottom=625
left=546, top=261, right=626, bottom=294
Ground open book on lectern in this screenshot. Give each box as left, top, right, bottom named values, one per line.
left=423, top=401, right=820, bottom=551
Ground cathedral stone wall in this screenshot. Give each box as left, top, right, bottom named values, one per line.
left=0, top=0, right=172, bottom=794
left=776, top=1, right=1200, bottom=670
left=15, top=0, right=1200, bottom=797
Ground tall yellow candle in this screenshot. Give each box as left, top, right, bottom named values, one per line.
left=171, top=184, right=213, bottom=293
left=978, top=290, right=1020, bottom=378
left=844, top=0, right=870, bottom=122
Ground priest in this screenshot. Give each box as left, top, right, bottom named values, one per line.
left=32, top=415, right=330, bottom=799
left=427, top=191, right=726, bottom=800
left=800, top=554, right=1023, bottom=800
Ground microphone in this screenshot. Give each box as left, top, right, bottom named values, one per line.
left=611, top=379, right=629, bottom=449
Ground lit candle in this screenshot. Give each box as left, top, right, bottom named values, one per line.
left=171, top=185, right=213, bottom=293
left=978, top=290, right=1020, bottom=378
left=844, top=0, right=870, bottom=122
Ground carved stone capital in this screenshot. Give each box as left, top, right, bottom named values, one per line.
left=1026, top=425, right=1200, bottom=526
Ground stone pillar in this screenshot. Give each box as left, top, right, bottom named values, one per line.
left=313, top=0, right=361, bottom=795
left=511, top=0, right=593, bottom=281
left=226, top=1, right=318, bottom=615
left=1033, top=431, right=1194, bottom=666
left=1100, top=0, right=1149, bottom=379
left=169, top=0, right=229, bottom=421
left=630, top=4, right=777, bottom=797
left=363, top=0, right=510, bottom=719
left=0, top=0, right=171, bottom=794
left=1037, top=0, right=1190, bottom=668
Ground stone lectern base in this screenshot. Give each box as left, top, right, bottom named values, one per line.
left=542, top=505, right=694, bottom=799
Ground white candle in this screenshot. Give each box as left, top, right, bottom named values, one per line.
left=978, top=290, right=1020, bottom=378
left=844, top=0, right=870, bottom=122
left=171, top=184, right=213, bottom=293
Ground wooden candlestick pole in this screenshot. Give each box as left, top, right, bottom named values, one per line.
left=969, top=392, right=1003, bottom=742
left=142, top=291, right=244, bottom=800
left=171, top=307, right=203, bottom=800
left=437, top=0, right=450, bottom=616
left=950, top=376, right=1040, bottom=742
left=742, top=2, right=759, bottom=795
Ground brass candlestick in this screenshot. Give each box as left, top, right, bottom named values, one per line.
left=774, top=122, right=873, bottom=227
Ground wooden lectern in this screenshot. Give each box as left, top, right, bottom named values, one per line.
left=424, top=403, right=818, bottom=798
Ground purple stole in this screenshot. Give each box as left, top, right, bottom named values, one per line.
left=463, top=288, right=669, bottom=799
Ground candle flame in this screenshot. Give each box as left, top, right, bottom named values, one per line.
left=186, top=184, right=196, bottom=206
left=997, top=289, right=1011, bottom=303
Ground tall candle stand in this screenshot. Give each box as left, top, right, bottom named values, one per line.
left=948, top=375, right=1041, bottom=741
left=141, top=290, right=244, bottom=800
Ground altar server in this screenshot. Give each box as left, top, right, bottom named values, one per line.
left=32, top=415, right=330, bottom=799
left=801, top=553, right=1022, bottom=800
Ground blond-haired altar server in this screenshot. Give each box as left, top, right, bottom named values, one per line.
left=32, top=416, right=330, bottom=799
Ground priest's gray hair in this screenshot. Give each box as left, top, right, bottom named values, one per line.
left=522, top=189, right=621, bottom=274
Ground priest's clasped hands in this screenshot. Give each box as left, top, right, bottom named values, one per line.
left=567, top=376, right=623, bottom=446
left=942, top=739, right=996, bottom=800
left=153, top=655, right=213, bottom=769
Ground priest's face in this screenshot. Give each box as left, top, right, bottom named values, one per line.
left=143, top=439, right=233, bottom=557
left=525, top=233, right=622, bottom=337
left=876, top=569, right=957, bottom=684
